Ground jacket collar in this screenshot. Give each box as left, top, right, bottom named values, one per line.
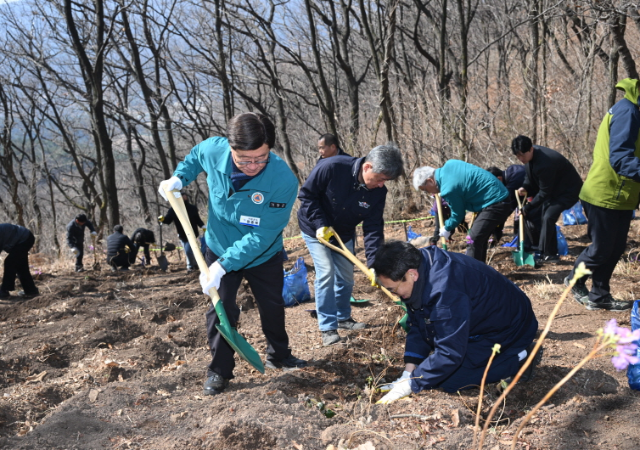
left=616, top=78, right=640, bottom=106
left=352, top=157, right=367, bottom=190
left=405, top=250, right=431, bottom=310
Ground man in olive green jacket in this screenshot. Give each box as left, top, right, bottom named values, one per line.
left=566, top=78, right=639, bottom=311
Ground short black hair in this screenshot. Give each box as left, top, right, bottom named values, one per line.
left=319, top=133, right=339, bottom=148
left=227, top=112, right=276, bottom=150
left=486, top=166, right=504, bottom=178
left=372, top=241, right=422, bottom=281
left=114, top=224, right=123, bottom=233
left=511, top=135, right=533, bottom=155
left=75, top=213, right=87, bottom=222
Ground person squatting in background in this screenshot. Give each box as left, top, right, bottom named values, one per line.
left=106, top=225, right=135, bottom=271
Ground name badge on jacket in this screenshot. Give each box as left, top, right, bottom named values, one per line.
left=239, top=215, right=261, bottom=227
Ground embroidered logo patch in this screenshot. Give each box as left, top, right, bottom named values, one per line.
left=359, top=201, right=370, bottom=209
left=251, top=192, right=264, bottom=204
left=269, top=202, right=286, bottom=208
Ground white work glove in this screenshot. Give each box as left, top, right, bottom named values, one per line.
left=316, top=226, right=334, bottom=241
left=439, top=227, right=451, bottom=240
left=71, top=247, right=80, bottom=256
left=199, top=261, right=226, bottom=296
left=377, top=376, right=413, bottom=404
left=379, top=370, right=411, bottom=392
left=91, top=231, right=98, bottom=236
left=158, top=176, right=183, bottom=201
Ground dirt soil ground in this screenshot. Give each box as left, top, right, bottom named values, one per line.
left=2, top=216, right=640, bottom=450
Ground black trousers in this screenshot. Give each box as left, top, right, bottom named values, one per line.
left=2, top=232, right=37, bottom=294
left=205, top=248, right=291, bottom=379
left=467, top=201, right=514, bottom=263
left=108, top=253, right=131, bottom=269
left=570, top=201, right=633, bottom=302
left=132, top=243, right=151, bottom=264
left=531, top=196, right=576, bottom=257
left=74, top=243, right=85, bottom=270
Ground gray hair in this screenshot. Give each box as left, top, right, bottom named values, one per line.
left=412, top=166, right=436, bottom=191
left=365, top=143, right=404, bottom=180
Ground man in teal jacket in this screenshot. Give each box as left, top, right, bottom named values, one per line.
left=158, top=112, right=306, bottom=396
left=566, top=79, right=639, bottom=311
left=413, top=160, right=510, bottom=263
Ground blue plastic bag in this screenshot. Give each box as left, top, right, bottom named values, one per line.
left=628, top=300, right=640, bottom=390
left=282, top=257, right=311, bottom=307
left=556, top=225, right=568, bottom=256
left=562, top=202, right=587, bottom=226
left=407, top=225, right=421, bottom=241
left=502, top=236, right=518, bottom=248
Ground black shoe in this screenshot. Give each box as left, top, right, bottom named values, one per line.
left=203, top=373, right=229, bottom=396
left=0, top=288, right=10, bottom=299
left=119, top=267, right=130, bottom=271
left=75, top=267, right=85, bottom=273
left=539, top=255, right=560, bottom=264
left=563, top=276, right=589, bottom=305
left=18, top=289, right=39, bottom=299
left=322, top=330, right=341, bottom=346
left=584, top=294, right=633, bottom=311
left=337, top=318, right=366, bottom=330
left=265, top=355, right=308, bottom=370
left=519, top=343, right=544, bottom=382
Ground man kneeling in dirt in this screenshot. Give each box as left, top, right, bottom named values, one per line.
left=371, top=241, right=540, bottom=403
left=106, top=225, right=135, bottom=271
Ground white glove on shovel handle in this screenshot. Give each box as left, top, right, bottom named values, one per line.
left=200, top=261, right=226, bottom=296
left=439, top=227, right=451, bottom=240
left=158, top=176, right=183, bottom=201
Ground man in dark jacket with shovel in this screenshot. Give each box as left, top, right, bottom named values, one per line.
left=131, top=228, right=156, bottom=266
left=372, top=241, right=539, bottom=402
left=511, top=136, right=582, bottom=263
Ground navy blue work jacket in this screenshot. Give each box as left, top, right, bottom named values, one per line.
left=404, top=246, right=537, bottom=393
left=504, top=164, right=526, bottom=209
left=297, top=155, right=386, bottom=267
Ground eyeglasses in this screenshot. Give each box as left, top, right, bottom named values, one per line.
left=387, top=275, right=407, bottom=294
left=233, top=153, right=270, bottom=166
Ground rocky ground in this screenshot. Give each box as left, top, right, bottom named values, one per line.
left=1, top=217, right=640, bottom=450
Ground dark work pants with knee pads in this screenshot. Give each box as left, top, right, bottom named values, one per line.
left=205, top=248, right=292, bottom=379
left=535, top=196, right=576, bottom=257
left=570, top=201, right=633, bottom=302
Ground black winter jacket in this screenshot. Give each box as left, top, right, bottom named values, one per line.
left=66, top=219, right=96, bottom=248
left=297, top=155, right=386, bottom=267
left=131, top=228, right=156, bottom=245
left=0, top=224, right=31, bottom=253
left=163, top=202, right=204, bottom=242
left=106, top=231, right=135, bottom=263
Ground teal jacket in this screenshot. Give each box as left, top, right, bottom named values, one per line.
left=173, top=137, right=298, bottom=272
left=435, top=160, right=509, bottom=232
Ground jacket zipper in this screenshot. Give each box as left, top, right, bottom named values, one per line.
left=616, top=180, right=626, bottom=200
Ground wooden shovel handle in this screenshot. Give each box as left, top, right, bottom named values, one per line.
left=162, top=187, right=219, bottom=305
left=318, top=228, right=399, bottom=302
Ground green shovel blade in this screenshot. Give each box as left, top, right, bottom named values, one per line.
left=214, top=300, right=265, bottom=373
left=513, top=242, right=535, bottom=267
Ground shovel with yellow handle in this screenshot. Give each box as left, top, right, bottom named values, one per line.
left=435, top=194, right=448, bottom=251
left=162, top=187, right=265, bottom=373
